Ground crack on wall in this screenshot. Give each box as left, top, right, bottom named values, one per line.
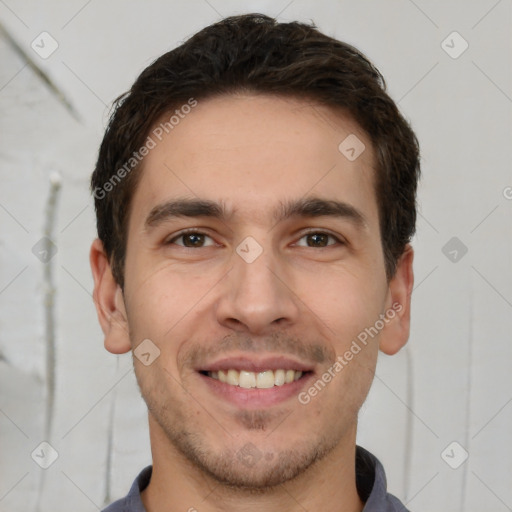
left=35, top=172, right=62, bottom=512
left=103, top=356, right=120, bottom=506
left=43, top=172, right=61, bottom=441
left=0, top=23, right=82, bottom=123
left=403, top=345, right=413, bottom=501
left=461, top=284, right=474, bottom=512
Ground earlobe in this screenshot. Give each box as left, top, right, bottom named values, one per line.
left=379, top=245, right=414, bottom=355
left=90, top=239, right=132, bottom=354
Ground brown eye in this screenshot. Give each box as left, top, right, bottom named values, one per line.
left=168, top=231, right=214, bottom=247
left=296, top=232, right=341, bottom=248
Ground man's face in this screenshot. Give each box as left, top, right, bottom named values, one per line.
left=101, top=94, right=410, bottom=487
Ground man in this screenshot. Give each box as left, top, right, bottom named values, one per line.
left=90, top=13, right=418, bottom=512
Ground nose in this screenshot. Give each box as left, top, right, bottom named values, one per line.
left=215, top=244, right=300, bottom=335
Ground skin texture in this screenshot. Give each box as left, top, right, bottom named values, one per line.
left=90, top=94, right=414, bottom=512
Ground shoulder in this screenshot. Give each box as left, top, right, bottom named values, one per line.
left=101, top=466, right=153, bottom=512
left=356, top=446, right=411, bottom=512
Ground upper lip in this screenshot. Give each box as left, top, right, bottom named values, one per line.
left=197, top=355, right=315, bottom=374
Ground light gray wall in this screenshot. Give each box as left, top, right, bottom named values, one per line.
left=0, top=1, right=510, bottom=511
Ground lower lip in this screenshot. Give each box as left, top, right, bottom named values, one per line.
left=198, top=372, right=315, bottom=408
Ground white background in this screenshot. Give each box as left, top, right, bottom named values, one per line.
left=0, top=1, right=511, bottom=511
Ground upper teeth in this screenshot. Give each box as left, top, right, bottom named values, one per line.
left=208, top=369, right=303, bottom=388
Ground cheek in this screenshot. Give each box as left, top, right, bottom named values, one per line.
left=124, top=260, right=206, bottom=334
left=133, top=358, right=188, bottom=427
left=123, top=261, right=225, bottom=380
left=297, top=346, right=378, bottom=438
left=306, top=269, right=385, bottom=401
left=303, top=268, right=387, bottom=339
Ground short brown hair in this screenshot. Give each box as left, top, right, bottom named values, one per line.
left=91, top=13, right=420, bottom=288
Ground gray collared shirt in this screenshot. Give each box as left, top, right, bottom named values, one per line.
left=102, top=446, right=410, bottom=511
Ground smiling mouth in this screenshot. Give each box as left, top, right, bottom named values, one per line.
left=200, top=369, right=310, bottom=389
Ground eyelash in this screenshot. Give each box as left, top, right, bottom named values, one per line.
left=166, top=229, right=345, bottom=248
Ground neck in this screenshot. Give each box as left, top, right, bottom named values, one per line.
left=141, top=414, right=364, bottom=512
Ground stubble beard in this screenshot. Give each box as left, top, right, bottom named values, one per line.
left=139, top=375, right=342, bottom=491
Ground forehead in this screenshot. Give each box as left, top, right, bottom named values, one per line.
left=129, top=94, right=378, bottom=229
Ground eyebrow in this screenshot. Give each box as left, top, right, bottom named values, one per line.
left=144, top=196, right=367, bottom=229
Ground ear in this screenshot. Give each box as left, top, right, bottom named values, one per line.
left=90, top=238, right=131, bottom=354
left=379, top=245, right=414, bottom=355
